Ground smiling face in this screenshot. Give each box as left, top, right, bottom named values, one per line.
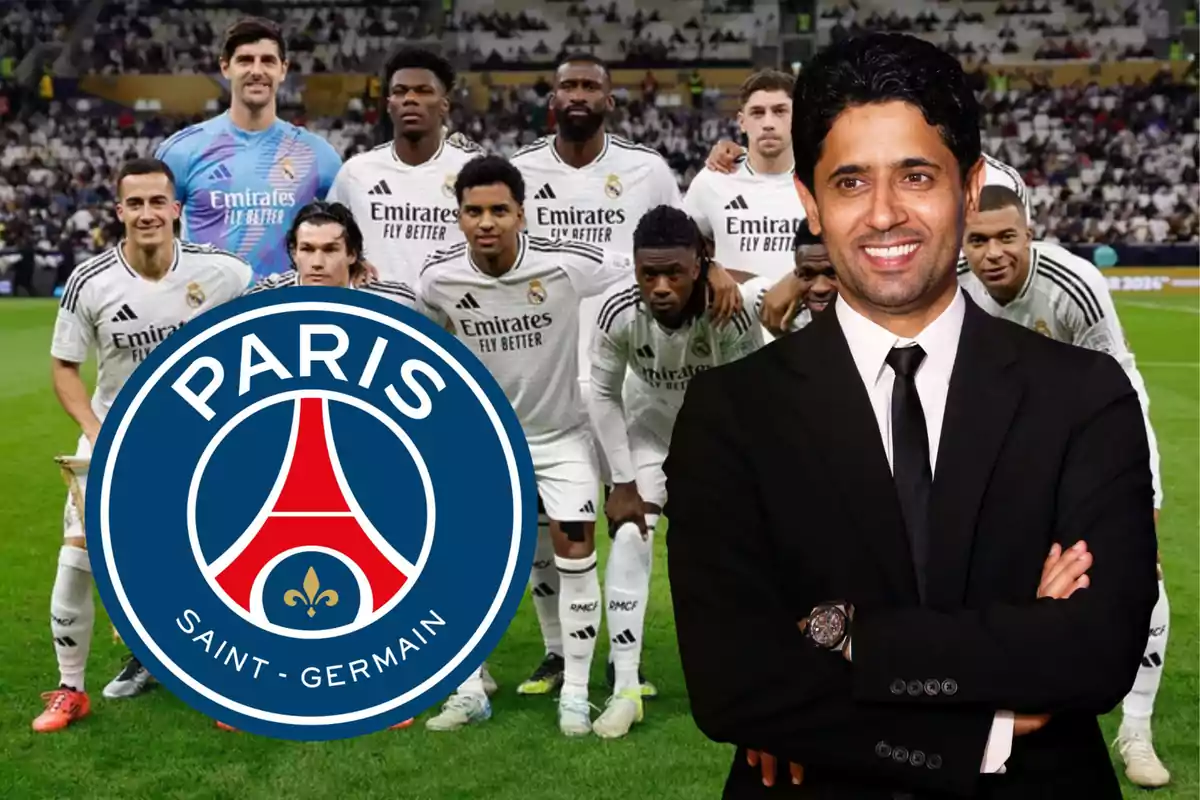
left=387, top=67, right=448, bottom=141
left=963, top=204, right=1032, bottom=304
left=117, top=172, right=180, bottom=249
left=221, top=39, right=287, bottom=114
left=797, top=101, right=984, bottom=319
left=794, top=244, right=838, bottom=313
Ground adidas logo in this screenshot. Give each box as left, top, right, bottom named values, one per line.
left=579, top=500, right=595, bottom=515
left=1142, top=652, right=1163, bottom=668
left=531, top=582, right=556, bottom=598
left=612, top=629, right=637, bottom=645
left=455, top=293, right=481, bottom=310
left=208, top=164, right=232, bottom=181
left=635, top=344, right=654, bottom=360
left=53, top=636, right=78, bottom=648
left=368, top=179, right=393, bottom=195
left=569, top=625, right=597, bottom=641
left=724, top=195, right=749, bottom=210
left=534, top=183, right=556, bottom=200
left=111, top=303, right=138, bottom=322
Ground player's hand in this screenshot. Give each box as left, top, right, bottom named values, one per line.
left=747, top=749, right=804, bottom=787
left=605, top=482, right=647, bottom=538
left=1037, top=541, right=1092, bottom=600
left=760, top=274, right=804, bottom=336
left=705, top=263, right=743, bottom=326
left=356, top=259, right=380, bottom=287
left=705, top=139, right=745, bottom=174
left=82, top=423, right=100, bottom=451
left=1014, top=713, right=1050, bottom=736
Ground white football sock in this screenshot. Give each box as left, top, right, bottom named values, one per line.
left=457, top=664, right=486, bottom=698
left=529, top=518, right=562, bottom=657
left=605, top=520, right=653, bottom=693
left=51, top=545, right=94, bottom=692
left=557, top=552, right=600, bottom=699
left=1122, top=577, right=1169, bottom=732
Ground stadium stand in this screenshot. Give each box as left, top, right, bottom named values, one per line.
left=0, top=0, right=1195, bottom=295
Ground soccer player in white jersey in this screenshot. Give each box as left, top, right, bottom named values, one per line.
left=326, top=48, right=483, bottom=287
left=745, top=226, right=838, bottom=336
left=247, top=200, right=417, bottom=307
left=960, top=185, right=1171, bottom=789
left=683, top=69, right=807, bottom=285
left=418, top=155, right=631, bottom=736
left=587, top=206, right=763, bottom=738
left=36, top=158, right=252, bottom=733
left=510, top=53, right=741, bottom=700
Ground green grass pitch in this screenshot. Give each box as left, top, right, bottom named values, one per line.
left=0, top=296, right=1195, bottom=799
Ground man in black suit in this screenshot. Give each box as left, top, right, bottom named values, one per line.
left=663, top=33, right=1158, bottom=799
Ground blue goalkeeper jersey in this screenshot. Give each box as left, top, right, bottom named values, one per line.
left=155, top=112, right=342, bottom=278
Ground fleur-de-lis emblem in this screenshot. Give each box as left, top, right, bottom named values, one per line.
left=284, top=567, right=339, bottom=618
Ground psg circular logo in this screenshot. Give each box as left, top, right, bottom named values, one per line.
left=85, top=286, right=538, bottom=740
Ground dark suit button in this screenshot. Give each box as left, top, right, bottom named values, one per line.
left=910, top=750, right=926, bottom=767
left=941, top=679, right=958, bottom=696
left=924, top=679, right=940, bottom=696
left=875, top=740, right=892, bottom=758
left=890, top=678, right=906, bottom=695
left=892, top=746, right=909, bottom=763
left=907, top=679, right=923, bottom=696
left=927, top=754, right=943, bottom=770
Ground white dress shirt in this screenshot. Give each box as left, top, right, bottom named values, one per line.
left=835, top=289, right=1014, bottom=775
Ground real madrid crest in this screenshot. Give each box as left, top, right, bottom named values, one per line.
left=691, top=338, right=712, bottom=358
left=186, top=281, right=206, bottom=309
left=443, top=173, right=457, bottom=199
left=527, top=279, right=547, bottom=305
left=605, top=174, right=623, bottom=199
left=279, top=157, right=296, bottom=181
left=1033, top=319, right=1051, bottom=337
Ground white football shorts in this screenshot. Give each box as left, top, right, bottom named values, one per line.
left=528, top=425, right=600, bottom=523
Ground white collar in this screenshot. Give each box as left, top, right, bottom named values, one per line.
left=835, top=287, right=965, bottom=389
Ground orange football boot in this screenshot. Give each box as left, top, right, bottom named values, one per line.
left=32, top=686, right=90, bottom=732
left=390, top=719, right=414, bottom=730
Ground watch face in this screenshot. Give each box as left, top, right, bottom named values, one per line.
left=810, top=607, right=845, bottom=647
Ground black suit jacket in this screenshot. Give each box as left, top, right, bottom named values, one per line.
left=663, top=294, right=1158, bottom=799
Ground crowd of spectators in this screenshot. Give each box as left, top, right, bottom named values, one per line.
left=0, top=66, right=1195, bottom=292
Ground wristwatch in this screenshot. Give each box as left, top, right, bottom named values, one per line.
left=803, top=602, right=853, bottom=652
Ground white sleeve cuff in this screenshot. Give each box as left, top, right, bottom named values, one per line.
left=981, top=710, right=1014, bottom=774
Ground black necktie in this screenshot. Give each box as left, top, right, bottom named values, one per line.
left=886, top=345, right=932, bottom=603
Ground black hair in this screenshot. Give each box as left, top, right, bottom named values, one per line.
left=977, top=185, right=1027, bottom=219
left=632, top=205, right=710, bottom=320
left=556, top=52, right=611, bottom=84
left=792, top=225, right=823, bottom=250
left=116, top=158, right=175, bottom=197
left=791, top=33, right=982, bottom=192
left=221, top=17, right=286, bottom=63
left=287, top=201, right=365, bottom=269
left=383, top=47, right=456, bottom=94
left=455, top=155, right=525, bottom=206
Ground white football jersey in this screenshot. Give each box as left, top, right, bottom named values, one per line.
left=589, top=281, right=763, bottom=464
left=326, top=136, right=484, bottom=286
left=51, top=240, right=253, bottom=420
left=983, top=153, right=1032, bottom=218
left=683, top=158, right=807, bottom=281
left=958, top=241, right=1162, bottom=507
left=512, top=133, right=683, bottom=248
left=417, top=233, right=631, bottom=443
left=245, top=270, right=417, bottom=307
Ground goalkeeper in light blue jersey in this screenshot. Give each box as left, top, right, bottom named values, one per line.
left=155, top=17, right=342, bottom=279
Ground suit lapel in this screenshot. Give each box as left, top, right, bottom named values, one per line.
left=926, top=299, right=1022, bottom=609
left=777, top=304, right=920, bottom=602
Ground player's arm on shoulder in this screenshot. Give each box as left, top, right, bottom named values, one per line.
left=588, top=293, right=636, bottom=484
left=50, top=281, right=102, bottom=444
left=366, top=279, right=418, bottom=309
left=665, top=368, right=995, bottom=794
left=560, top=241, right=634, bottom=299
